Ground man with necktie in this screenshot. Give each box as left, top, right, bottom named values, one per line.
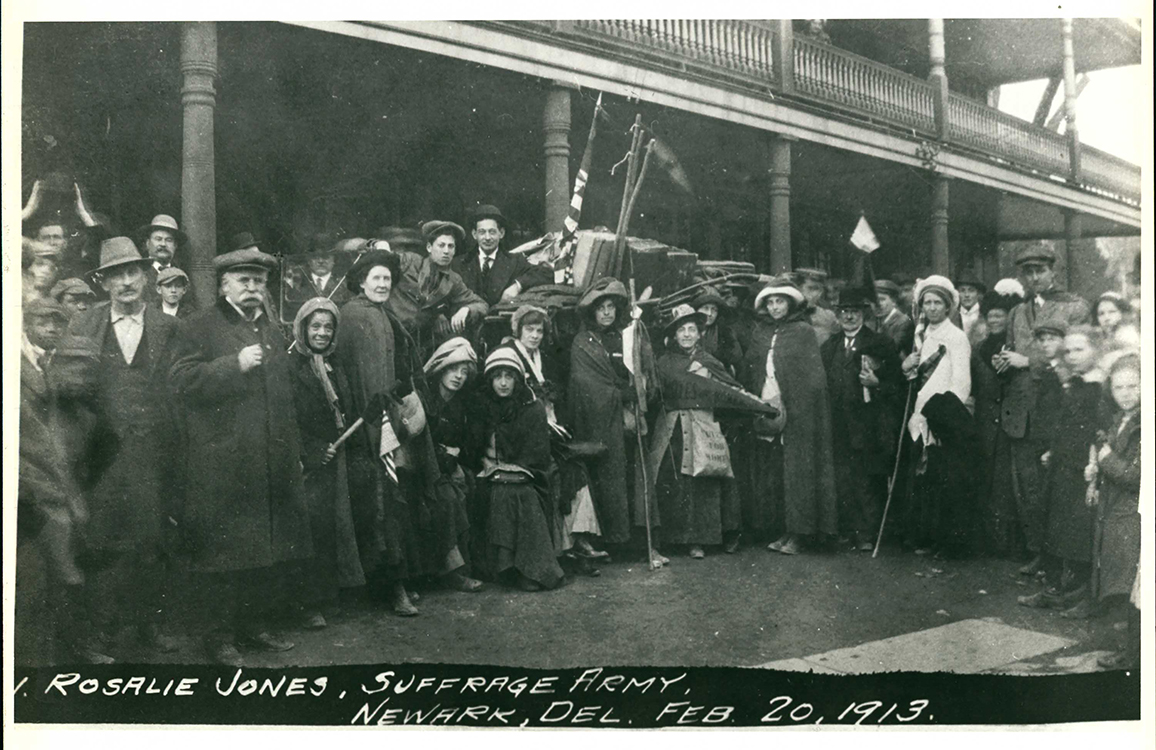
left=452, top=204, right=551, bottom=307
left=996, top=243, right=1090, bottom=575
left=821, top=288, right=903, bottom=552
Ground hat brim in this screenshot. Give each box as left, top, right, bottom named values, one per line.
left=755, top=285, right=805, bottom=309
left=666, top=311, right=707, bottom=335
left=88, top=257, right=151, bottom=278
left=136, top=224, right=189, bottom=247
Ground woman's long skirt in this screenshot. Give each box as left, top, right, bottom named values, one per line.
left=485, top=480, right=564, bottom=589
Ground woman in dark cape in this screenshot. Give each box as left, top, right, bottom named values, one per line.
left=567, top=278, right=656, bottom=551
left=335, top=250, right=425, bottom=616
left=693, top=286, right=743, bottom=373
left=289, top=297, right=365, bottom=629
left=474, top=348, right=565, bottom=591
left=650, top=304, right=768, bottom=558
left=738, top=277, right=838, bottom=554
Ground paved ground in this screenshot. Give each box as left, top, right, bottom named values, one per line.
left=105, top=541, right=1132, bottom=671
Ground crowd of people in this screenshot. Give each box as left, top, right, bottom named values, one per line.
left=18, top=182, right=1143, bottom=670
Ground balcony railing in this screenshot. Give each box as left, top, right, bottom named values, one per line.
left=486, top=20, right=1141, bottom=206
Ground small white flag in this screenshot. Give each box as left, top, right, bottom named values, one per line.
left=850, top=215, right=880, bottom=253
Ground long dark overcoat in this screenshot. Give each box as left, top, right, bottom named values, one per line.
left=739, top=313, right=838, bottom=537
left=169, top=297, right=311, bottom=572
left=1042, top=373, right=1105, bottom=562
left=66, top=301, right=180, bottom=551
left=1094, top=410, right=1141, bottom=599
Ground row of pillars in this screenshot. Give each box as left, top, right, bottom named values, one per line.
left=178, top=20, right=1088, bottom=307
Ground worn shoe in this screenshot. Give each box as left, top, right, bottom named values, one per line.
left=724, top=534, right=741, bottom=554
left=302, top=612, right=328, bottom=630
left=238, top=631, right=295, bottom=652
left=767, top=536, right=788, bottom=553
left=576, top=538, right=609, bottom=559
left=1059, top=599, right=1099, bottom=620
left=651, top=551, right=671, bottom=566
left=857, top=539, right=875, bottom=552
left=778, top=538, right=801, bottom=556
left=1017, top=589, right=1064, bottom=609
left=689, top=546, right=706, bottom=559
left=445, top=572, right=484, bottom=593
left=1018, top=555, right=1043, bottom=576
left=391, top=587, right=419, bottom=617
left=207, top=642, right=244, bottom=667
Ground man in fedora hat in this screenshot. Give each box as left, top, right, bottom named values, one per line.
left=390, top=220, right=488, bottom=357
left=452, top=204, right=551, bottom=307
left=820, top=287, right=904, bottom=552
left=64, top=236, right=183, bottom=659
left=169, top=245, right=311, bottom=666
left=137, top=214, right=197, bottom=312
left=995, top=242, right=1090, bottom=575
left=282, top=232, right=353, bottom=311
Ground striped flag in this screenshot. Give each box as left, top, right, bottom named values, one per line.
left=552, top=93, right=603, bottom=283
left=379, top=412, right=401, bottom=485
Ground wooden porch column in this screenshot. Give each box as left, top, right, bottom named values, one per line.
left=181, top=22, right=219, bottom=309
left=767, top=134, right=793, bottom=274
left=1063, top=209, right=1083, bottom=289
left=543, top=83, right=572, bottom=233
left=930, top=175, right=950, bottom=275
left=928, top=19, right=949, bottom=139
left=1061, top=18, right=1082, bottom=181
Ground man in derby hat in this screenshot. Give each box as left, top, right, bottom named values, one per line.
left=452, top=204, right=552, bottom=307
left=282, top=232, right=353, bottom=310
left=390, top=220, right=488, bottom=357
left=954, top=272, right=987, bottom=345
left=64, top=237, right=184, bottom=660
left=875, top=279, right=914, bottom=354
left=169, top=245, right=311, bottom=666
left=793, top=267, right=841, bottom=346
left=820, top=287, right=904, bottom=552
left=995, top=242, right=1089, bottom=575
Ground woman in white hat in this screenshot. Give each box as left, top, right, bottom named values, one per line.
left=738, top=276, right=838, bottom=555
left=900, top=275, right=974, bottom=555
left=474, top=348, right=565, bottom=591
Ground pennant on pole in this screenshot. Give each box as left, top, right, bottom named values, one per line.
left=850, top=215, right=880, bottom=253
left=379, top=413, right=400, bottom=485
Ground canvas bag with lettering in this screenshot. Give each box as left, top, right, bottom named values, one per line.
left=680, top=408, right=734, bottom=478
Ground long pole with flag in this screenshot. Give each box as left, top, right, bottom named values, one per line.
left=552, top=93, right=604, bottom=283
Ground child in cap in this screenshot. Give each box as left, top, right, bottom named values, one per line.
left=156, top=266, right=191, bottom=318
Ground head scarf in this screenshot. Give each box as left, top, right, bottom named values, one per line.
left=294, top=297, right=344, bottom=428
left=424, top=336, right=478, bottom=376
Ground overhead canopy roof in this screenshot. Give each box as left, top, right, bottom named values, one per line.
left=826, top=18, right=1141, bottom=90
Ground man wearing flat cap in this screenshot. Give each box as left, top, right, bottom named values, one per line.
left=64, top=236, right=183, bottom=660
left=390, top=220, right=488, bottom=357
left=821, top=288, right=904, bottom=551
left=169, top=246, right=312, bottom=666
left=452, top=204, right=552, bottom=307
left=51, top=277, right=97, bottom=321
left=995, top=242, right=1090, bottom=576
